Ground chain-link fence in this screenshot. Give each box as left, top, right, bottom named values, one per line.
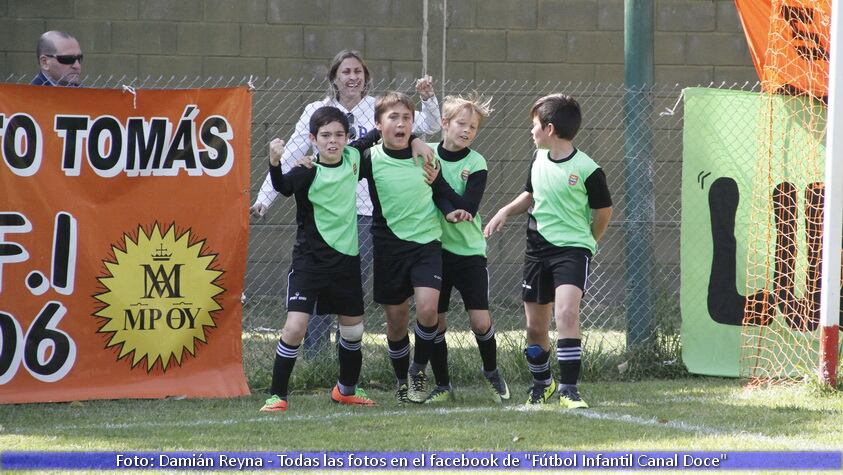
left=246, top=78, right=702, bottom=390
left=6, top=73, right=732, bottom=391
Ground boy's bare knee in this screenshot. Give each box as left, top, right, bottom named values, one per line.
left=555, top=302, right=579, bottom=319
left=471, top=319, right=492, bottom=335
left=555, top=307, right=580, bottom=332
left=468, top=310, right=491, bottom=334
left=415, top=303, right=439, bottom=325
left=385, top=305, right=409, bottom=326
left=282, top=325, right=306, bottom=346
left=419, top=305, right=437, bottom=318
left=470, top=321, right=491, bottom=334
left=525, top=323, right=545, bottom=341
left=384, top=319, right=402, bottom=338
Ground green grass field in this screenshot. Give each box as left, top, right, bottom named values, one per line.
left=3, top=377, right=842, bottom=453
left=2, top=298, right=838, bottom=471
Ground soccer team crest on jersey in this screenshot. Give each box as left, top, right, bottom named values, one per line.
left=568, top=173, right=579, bottom=186
left=461, top=168, right=470, bottom=181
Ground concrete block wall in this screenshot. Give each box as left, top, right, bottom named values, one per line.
left=2, top=0, right=756, bottom=86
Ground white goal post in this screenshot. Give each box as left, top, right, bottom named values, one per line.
left=820, top=0, right=843, bottom=386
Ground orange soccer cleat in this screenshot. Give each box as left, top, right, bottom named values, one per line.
left=331, top=385, right=377, bottom=406
left=260, top=395, right=288, bottom=412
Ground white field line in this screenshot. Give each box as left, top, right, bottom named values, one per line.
left=6, top=405, right=819, bottom=448
left=567, top=410, right=820, bottom=449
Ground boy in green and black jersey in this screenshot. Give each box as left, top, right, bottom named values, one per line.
left=359, top=91, right=464, bottom=404
left=260, top=106, right=431, bottom=412
left=485, top=94, right=613, bottom=409
left=406, top=94, right=510, bottom=405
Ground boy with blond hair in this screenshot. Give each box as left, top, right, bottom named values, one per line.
left=407, top=93, right=510, bottom=404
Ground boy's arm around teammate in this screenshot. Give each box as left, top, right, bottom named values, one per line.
left=347, top=128, right=382, bottom=156
left=429, top=165, right=476, bottom=221
left=443, top=169, right=486, bottom=217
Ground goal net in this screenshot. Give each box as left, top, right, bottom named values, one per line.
left=735, top=0, right=840, bottom=383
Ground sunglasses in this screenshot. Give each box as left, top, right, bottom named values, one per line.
left=45, top=54, right=83, bottom=65
left=346, top=113, right=357, bottom=140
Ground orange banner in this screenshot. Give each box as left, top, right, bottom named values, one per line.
left=0, top=85, right=251, bottom=403
left=735, top=0, right=830, bottom=99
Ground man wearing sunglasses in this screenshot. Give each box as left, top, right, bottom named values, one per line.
left=31, top=30, right=83, bottom=87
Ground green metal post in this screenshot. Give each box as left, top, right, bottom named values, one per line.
left=624, top=0, right=656, bottom=345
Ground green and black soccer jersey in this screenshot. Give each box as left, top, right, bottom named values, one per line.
left=432, top=143, right=488, bottom=257
left=525, top=148, right=612, bottom=258
left=360, top=143, right=455, bottom=256
left=269, top=131, right=380, bottom=273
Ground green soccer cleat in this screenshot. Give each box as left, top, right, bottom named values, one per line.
left=407, top=370, right=428, bottom=403
left=260, top=394, right=288, bottom=412
left=395, top=383, right=410, bottom=404
left=559, top=385, right=589, bottom=409
left=526, top=379, right=557, bottom=405
left=424, top=386, right=454, bottom=404
left=484, top=369, right=511, bottom=403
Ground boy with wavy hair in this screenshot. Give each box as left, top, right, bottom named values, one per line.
left=408, top=93, right=511, bottom=404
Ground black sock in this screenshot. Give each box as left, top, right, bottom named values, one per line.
left=337, top=337, right=362, bottom=392
left=412, top=321, right=439, bottom=367
left=524, top=344, right=552, bottom=386
left=556, top=338, right=582, bottom=385
left=474, top=325, right=497, bottom=372
left=270, top=339, right=300, bottom=398
left=430, top=330, right=450, bottom=388
left=387, top=334, right=411, bottom=382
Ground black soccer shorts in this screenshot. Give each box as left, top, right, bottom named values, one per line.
left=521, top=248, right=591, bottom=304
left=373, top=241, right=442, bottom=305
left=285, top=266, right=364, bottom=316
left=438, top=250, right=489, bottom=313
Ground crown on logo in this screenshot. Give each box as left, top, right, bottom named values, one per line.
left=151, top=243, right=172, bottom=261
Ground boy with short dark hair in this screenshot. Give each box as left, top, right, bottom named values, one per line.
left=260, top=106, right=378, bottom=412
left=484, top=94, right=612, bottom=408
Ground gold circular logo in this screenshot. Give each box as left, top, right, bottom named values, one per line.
left=93, top=223, right=224, bottom=372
